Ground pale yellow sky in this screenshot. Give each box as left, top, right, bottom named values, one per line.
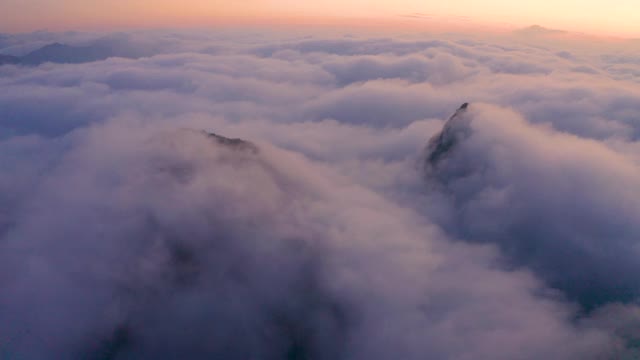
left=1, top=0, right=638, bottom=37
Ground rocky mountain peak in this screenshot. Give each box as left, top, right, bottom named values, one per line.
left=425, top=103, right=472, bottom=169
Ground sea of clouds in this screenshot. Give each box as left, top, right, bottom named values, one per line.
left=0, top=27, right=639, bottom=359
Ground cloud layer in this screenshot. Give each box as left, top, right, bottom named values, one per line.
left=0, top=28, right=639, bottom=359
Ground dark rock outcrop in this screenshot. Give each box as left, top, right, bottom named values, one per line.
left=425, top=102, right=472, bottom=171
left=206, top=131, right=259, bottom=153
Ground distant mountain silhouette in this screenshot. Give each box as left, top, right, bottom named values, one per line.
left=515, top=25, right=568, bottom=36
left=0, top=53, right=20, bottom=65
left=0, top=40, right=148, bottom=66
left=20, top=42, right=114, bottom=65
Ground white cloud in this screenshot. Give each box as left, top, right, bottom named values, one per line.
left=0, top=29, right=639, bottom=358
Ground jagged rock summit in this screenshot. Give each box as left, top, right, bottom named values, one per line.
left=425, top=102, right=472, bottom=169
left=205, top=131, right=258, bottom=153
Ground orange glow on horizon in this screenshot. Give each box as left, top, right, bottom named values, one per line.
left=0, top=1, right=638, bottom=38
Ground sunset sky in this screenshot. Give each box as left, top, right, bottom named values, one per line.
left=1, top=0, right=639, bottom=37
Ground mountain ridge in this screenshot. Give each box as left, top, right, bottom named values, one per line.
left=0, top=41, right=145, bottom=66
